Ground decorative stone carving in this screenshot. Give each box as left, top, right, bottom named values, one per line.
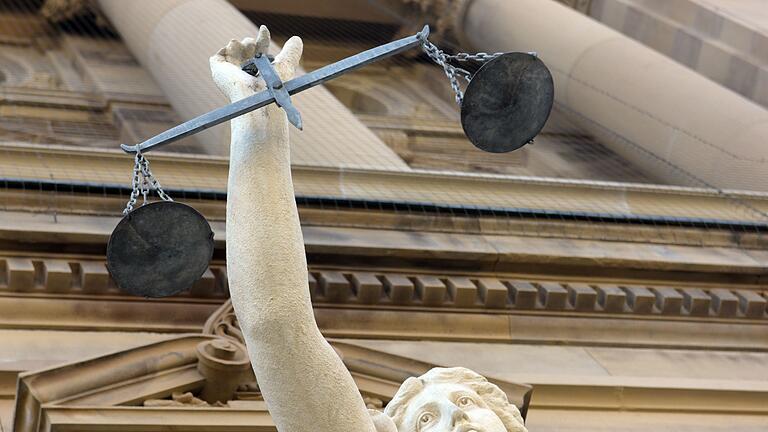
left=400, top=0, right=469, bottom=38
left=41, top=0, right=113, bottom=33
left=212, top=26, right=528, bottom=431
left=195, top=338, right=253, bottom=404
left=144, top=391, right=213, bottom=408
left=203, top=299, right=245, bottom=345
left=40, top=0, right=90, bottom=22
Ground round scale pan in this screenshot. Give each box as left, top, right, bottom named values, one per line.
left=461, top=52, right=554, bottom=153
left=107, top=201, right=214, bottom=298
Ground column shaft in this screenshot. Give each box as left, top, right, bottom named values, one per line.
left=457, top=0, right=768, bottom=191
left=97, top=0, right=408, bottom=170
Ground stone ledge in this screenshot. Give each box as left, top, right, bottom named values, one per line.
left=2, top=210, right=766, bottom=276
left=0, top=296, right=766, bottom=350
left=0, top=256, right=766, bottom=320
left=1, top=141, right=767, bottom=224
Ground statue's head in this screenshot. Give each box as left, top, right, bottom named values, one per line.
left=384, top=367, right=527, bottom=432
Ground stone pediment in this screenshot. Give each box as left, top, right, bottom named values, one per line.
left=12, top=300, right=532, bottom=432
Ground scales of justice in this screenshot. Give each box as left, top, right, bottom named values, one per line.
left=106, top=25, right=554, bottom=298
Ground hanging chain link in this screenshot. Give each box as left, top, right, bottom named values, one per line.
left=421, top=39, right=470, bottom=106
left=422, top=39, right=539, bottom=107
left=122, top=150, right=173, bottom=215
left=421, top=39, right=506, bottom=106
left=448, top=52, right=505, bottom=63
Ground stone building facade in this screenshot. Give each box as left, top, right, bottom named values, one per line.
left=0, top=1, right=767, bottom=431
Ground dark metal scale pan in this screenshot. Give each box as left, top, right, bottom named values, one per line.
left=107, top=201, right=214, bottom=298
left=461, top=52, right=554, bottom=153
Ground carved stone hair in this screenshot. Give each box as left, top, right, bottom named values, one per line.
left=384, top=367, right=527, bottom=432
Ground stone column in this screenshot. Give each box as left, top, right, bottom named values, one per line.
left=451, top=0, right=768, bottom=191
left=96, top=0, right=409, bottom=170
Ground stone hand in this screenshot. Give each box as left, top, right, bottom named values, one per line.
left=210, top=25, right=303, bottom=102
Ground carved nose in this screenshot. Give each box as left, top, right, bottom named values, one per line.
left=450, top=407, right=470, bottom=427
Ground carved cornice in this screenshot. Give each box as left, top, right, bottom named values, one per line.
left=0, top=256, right=227, bottom=298
left=2, top=255, right=765, bottom=320
left=307, top=271, right=768, bottom=319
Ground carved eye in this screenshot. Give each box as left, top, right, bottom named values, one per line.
left=419, top=412, right=435, bottom=426
left=457, top=396, right=474, bottom=407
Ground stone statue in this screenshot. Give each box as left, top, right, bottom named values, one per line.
left=211, top=26, right=527, bottom=432
left=384, top=367, right=527, bottom=432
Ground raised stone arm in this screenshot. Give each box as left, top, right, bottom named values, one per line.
left=213, top=26, right=527, bottom=432
left=212, top=27, right=379, bottom=432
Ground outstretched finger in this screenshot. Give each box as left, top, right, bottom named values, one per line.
left=274, top=35, right=303, bottom=81
left=240, top=37, right=258, bottom=60
left=254, top=25, right=270, bottom=55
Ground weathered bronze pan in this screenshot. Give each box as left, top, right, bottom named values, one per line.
left=460, top=52, right=554, bottom=153
left=107, top=201, right=214, bottom=298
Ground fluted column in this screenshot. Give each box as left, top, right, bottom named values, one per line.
left=449, top=0, right=768, bottom=191
left=96, top=0, right=409, bottom=170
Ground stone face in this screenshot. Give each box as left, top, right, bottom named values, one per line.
left=385, top=367, right=527, bottom=432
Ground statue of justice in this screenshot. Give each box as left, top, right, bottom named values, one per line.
left=209, top=27, right=529, bottom=432
left=105, top=24, right=553, bottom=431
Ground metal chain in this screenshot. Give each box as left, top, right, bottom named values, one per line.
left=122, top=151, right=173, bottom=215
left=421, top=39, right=510, bottom=106
left=422, top=39, right=467, bottom=105
left=448, top=52, right=504, bottom=62
left=450, top=51, right=538, bottom=62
